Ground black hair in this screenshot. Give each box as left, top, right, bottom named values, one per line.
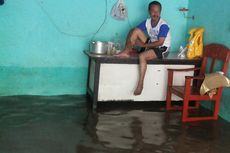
left=148, top=1, right=162, bottom=12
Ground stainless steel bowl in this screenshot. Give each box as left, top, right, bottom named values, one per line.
left=90, top=41, right=108, bottom=54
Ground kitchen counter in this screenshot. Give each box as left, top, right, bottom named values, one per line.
left=84, top=50, right=200, bottom=64
left=84, top=51, right=201, bottom=109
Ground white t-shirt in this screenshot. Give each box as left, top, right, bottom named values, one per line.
left=137, top=18, right=171, bottom=48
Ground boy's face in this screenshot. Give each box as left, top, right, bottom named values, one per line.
left=149, top=5, right=161, bottom=22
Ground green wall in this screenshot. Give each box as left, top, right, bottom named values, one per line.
left=187, top=0, right=230, bottom=121
left=0, top=0, right=189, bottom=95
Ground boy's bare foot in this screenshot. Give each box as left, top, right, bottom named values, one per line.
left=114, top=52, right=130, bottom=58
left=134, top=85, right=143, bottom=96
left=114, top=49, right=131, bottom=58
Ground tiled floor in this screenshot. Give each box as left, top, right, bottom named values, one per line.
left=0, top=96, right=229, bottom=153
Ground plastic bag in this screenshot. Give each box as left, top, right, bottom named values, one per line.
left=186, top=28, right=204, bottom=59
left=200, top=72, right=230, bottom=96
left=111, top=0, right=128, bottom=20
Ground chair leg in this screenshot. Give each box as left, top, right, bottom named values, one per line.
left=213, top=99, right=221, bottom=120
left=193, top=101, right=200, bottom=109
left=166, top=70, right=174, bottom=111
left=166, top=87, right=172, bottom=110
left=182, top=98, right=189, bottom=122
left=182, top=99, right=221, bottom=122
left=194, top=101, right=200, bottom=109
left=188, top=101, right=200, bottom=110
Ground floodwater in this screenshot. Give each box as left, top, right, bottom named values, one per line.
left=0, top=96, right=229, bottom=153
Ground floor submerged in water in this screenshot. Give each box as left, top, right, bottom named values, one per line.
left=0, top=95, right=229, bottom=153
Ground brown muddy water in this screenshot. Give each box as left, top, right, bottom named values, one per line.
left=0, top=96, right=229, bottom=153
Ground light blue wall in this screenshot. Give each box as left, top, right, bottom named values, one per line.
left=187, top=0, right=230, bottom=48
left=0, top=0, right=189, bottom=95
left=187, top=0, right=230, bottom=121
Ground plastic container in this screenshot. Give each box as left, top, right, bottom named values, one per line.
left=186, top=28, right=204, bottom=59
left=113, top=33, right=122, bottom=53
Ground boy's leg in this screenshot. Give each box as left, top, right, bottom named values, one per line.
left=134, top=49, right=158, bottom=95
left=115, top=28, right=147, bottom=57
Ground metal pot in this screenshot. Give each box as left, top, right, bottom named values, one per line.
left=90, top=41, right=108, bottom=54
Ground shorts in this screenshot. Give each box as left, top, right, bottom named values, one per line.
left=139, top=38, right=169, bottom=59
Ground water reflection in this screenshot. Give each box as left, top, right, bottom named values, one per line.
left=79, top=109, right=230, bottom=153
left=96, top=110, right=167, bottom=149
left=0, top=96, right=229, bottom=153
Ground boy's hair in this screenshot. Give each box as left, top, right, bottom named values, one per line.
left=148, top=1, right=162, bottom=12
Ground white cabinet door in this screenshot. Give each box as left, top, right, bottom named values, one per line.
left=98, top=64, right=194, bottom=101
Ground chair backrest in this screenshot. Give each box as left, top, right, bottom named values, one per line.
left=199, top=44, right=230, bottom=76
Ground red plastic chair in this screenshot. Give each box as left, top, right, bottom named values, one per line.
left=166, top=44, right=230, bottom=122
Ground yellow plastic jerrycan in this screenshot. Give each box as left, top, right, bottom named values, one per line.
left=186, top=28, right=205, bottom=59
